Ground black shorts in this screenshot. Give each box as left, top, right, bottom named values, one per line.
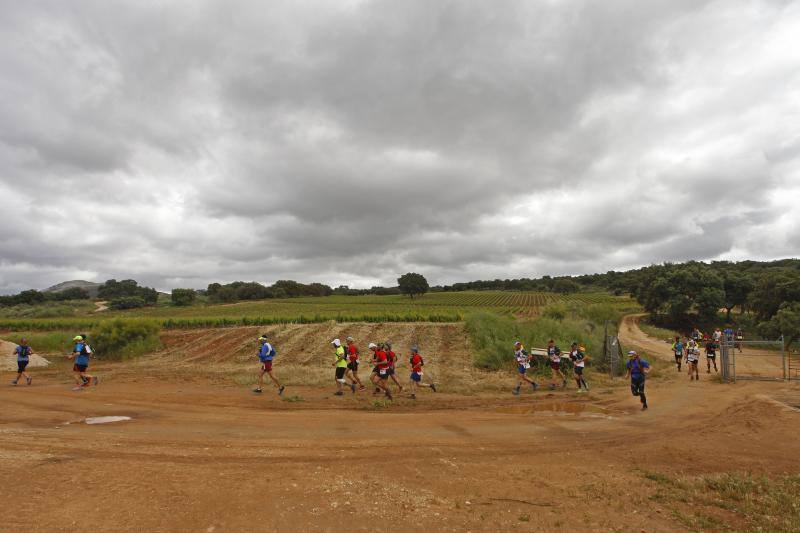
left=73, top=364, right=88, bottom=373
left=674, top=353, right=682, bottom=360
left=573, top=366, right=584, bottom=375
left=17, top=361, right=29, bottom=373
left=706, top=354, right=716, bottom=359
left=347, top=361, right=359, bottom=372
left=373, top=368, right=388, bottom=380
left=335, top=367, right=346, bottom=380
left=386, top=367, right=395, bottom=376
left=550, top=361, right=561, bottom=371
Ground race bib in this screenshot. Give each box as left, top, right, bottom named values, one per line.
left=523, top=362, right=531, bottom=369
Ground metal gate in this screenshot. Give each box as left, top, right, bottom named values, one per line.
left=720, top=334, right=786, bottom=382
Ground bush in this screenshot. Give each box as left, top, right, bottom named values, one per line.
left=109, top=296, right=147, bottom=310
left=92, top=318, right=161, bottom=360
left=171, top=288, right=197, bottom=306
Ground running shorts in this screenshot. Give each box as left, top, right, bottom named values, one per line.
left=410, top=372, right=422, bottom=382
left=386, top=367, right=395, bottom=376
left=335, top=367, right=346, bottom=380
left=73, top=364, right=88, bottom=372
left=347, top=361, right=359, bottom=372
left=517, top=364, right=527, bottom=375
left=549, top=361, right=561, bottom=371
left=706, top=354, right=716, bottom=358
left=261, top=360, right=273, bottom=372
left=17, top=361, right=29, bottom=373
left=376, top=368, right=388, bottom=379
left=574, top=366, right=584, bottom=375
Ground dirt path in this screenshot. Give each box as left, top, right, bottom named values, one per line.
left=94, top=300, right=109, bottom=312
left=1, top=317, right=799, bottom=532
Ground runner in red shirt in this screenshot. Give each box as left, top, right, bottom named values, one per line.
left=369, top=343, right=392, bottom=400
left=408, top=346, right=436, bottom=399
left=384, top=341, right=403, bottom=393
left=344, top=336, right=366, bottom=391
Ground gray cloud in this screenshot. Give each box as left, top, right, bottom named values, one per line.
left=1, top=0, right=799, bottom=294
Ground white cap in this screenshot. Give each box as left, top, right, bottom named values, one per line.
left=331, top=338, right=341, bottom=347
left=627, top=350, right=638, bottom=357
left=368, top=342, right=377, bottom=349
left=346, top=336, right=354, bottom=342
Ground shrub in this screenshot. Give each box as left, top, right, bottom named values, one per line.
left=108, top=296, right=147, bottom=310
left=171, top=288, right=197, bottom=306
left=92, top=318, right=161, bottom=360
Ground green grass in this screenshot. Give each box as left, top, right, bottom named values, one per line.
left=638, top=318, right=682, bottom=342
left=0, top=300, right=95, bottom=319
left=0, top=291, right=636, bottom=330
left=0, top=330, right=77, bottom=353
left=643, top=471, right=800, bottom=532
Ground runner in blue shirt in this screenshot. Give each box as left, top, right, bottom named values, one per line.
left=11, top=338, right=34, bottom=386
left=68, top=335, right=97, bottom=391
left=253, top=335, right=284, bottom=396
left=624, top=350, right=650, bottom=410
left=671, top=337, right=684, bottom=372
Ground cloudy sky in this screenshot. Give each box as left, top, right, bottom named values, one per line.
left=1, top=0, right=799, bottom=294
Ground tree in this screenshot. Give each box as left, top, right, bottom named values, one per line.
left=108, top=296, right=147, bottom=310
left=758, top=302, right=800, bottom=350
left=171, top=288, right=197, bottom=306
left=397, top=273, right=429, bottom=299
left=722, top=272, right=754, bottom=320
left=750, top=269, right=800, bottom=321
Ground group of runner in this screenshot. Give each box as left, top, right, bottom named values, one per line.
left=252, top=335, right=437, bottom=400
left=9, top=334, right=98, bottom=391
left=512, top=339, right=590, bottom=395
left=670, top=326, right=743, bottom=380
left=8, top=333, right=651, bottom=410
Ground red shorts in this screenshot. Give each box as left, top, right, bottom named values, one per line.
left=261, top=361, right=273, bottom=372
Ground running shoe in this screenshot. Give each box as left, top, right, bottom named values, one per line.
left=334, top=391, right=344, bottom=396
left=278, top=386, right=285, bottom=396
left=26, top=377, right=32, bottom=386
left=512, top=387, right=520, bottom=396
left=92, top=376, right=99, bottom=386
left=350, top=383, right=356, bottom=394
left=72, top=386, right=82, bottom=391
left=642, top=404, right=648, bottom=410
left=430, top=383, right=437, bottom=393
left=252, top=388, right=263, bottom=394
left=583, top=383, right=589, bottom=391
left=410, top=394, right=416, bottom=400
left=81, top=381, right=90, bottom=388
left=10, top=380, right=17, bottom=386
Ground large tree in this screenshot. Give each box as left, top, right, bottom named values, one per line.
left=397, top=272, right=429, bottom=299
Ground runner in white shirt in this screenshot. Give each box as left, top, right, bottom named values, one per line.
left=512, top=341, right=539, bottom=396
left=569, top=342, right=589, bottom=392
left=686, top=344, right=700, bottom=381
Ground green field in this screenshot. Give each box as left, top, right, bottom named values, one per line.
left=0, top=291, right=634, bottom=330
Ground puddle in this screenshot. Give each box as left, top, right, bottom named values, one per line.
left=496, top=402, right=616, bottom=418
left=85, top=416, right=132, bottom=425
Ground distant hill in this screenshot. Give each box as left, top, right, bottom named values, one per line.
left=43, top=280, right=102, bottom=298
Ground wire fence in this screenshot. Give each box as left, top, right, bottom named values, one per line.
left=720, top=334, right=787, bottom=382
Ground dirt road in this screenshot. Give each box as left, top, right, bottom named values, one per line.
left=1, top=318, right=798, bottom=532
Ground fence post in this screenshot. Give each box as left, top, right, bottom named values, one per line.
left=782, top=335, right=786, bottom=381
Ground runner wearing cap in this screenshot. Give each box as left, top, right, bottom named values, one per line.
left=408, top=346, right=436, bottom=399
left=331, top=339, right=350, bottom=396
left=624, top=351, right=650, bottom=410
left=569, top=342, right=589, bottom=392
left=546, top=339, right=567, bottom=390
left=687, top=342, right=700, bottom=380
left=512, top=341, right=539, bottom=395
left=253, top=335, right=284, bottom=396
left=68, top=335, right=97, bottom=391
left=10, top=337, right=34, bottom=386
left=344, top=337, right=365, bottom=391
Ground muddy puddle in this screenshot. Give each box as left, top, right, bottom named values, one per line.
left=496, top=402, right=617, bottom=418
left=85, top=416, right=132, bottom=425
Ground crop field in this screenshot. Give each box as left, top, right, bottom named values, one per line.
left=0, top=291, right=634, bottom=330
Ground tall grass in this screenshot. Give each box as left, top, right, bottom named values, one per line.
left=466, top=301, right=635, bottom=373
left=93, top=318, right=161, bottom=360
left=0, top=330, right=76, bottom=354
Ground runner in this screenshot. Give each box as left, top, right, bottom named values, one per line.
left=68, top=335, right=97, bottom=391
left=408, top=346, right=436, bottom=399
left=686, top=342, right=700, bottom=380
left=546, top=339, right=566, bottom=390
left=384, top=341, right=403, bottom=393
left=735, top=328, right=744, bottom=353
left=252, top=335, right=285, bottom=396
left=331, top=338, right=350, bottom=396
left=624, top=350, right=650, bottom=410
left=569, top=342, right=589, bottom=391
left=10, top=337, right=34, bottom=386
left=705, top=338, right=718, bottom=373
left=671, top=336, right=684, bottom=372
left=344, top=337, right=365, bottom=391
left=368, top=342, right=392, bottom=400
left=713, top=327, right=722, bottom=344
left=691, top=327, right=702, bottom=343
left=512, top=341, right=539, bottom=396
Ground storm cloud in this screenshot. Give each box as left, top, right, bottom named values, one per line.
left=1, top=0, right=799, bottom=293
